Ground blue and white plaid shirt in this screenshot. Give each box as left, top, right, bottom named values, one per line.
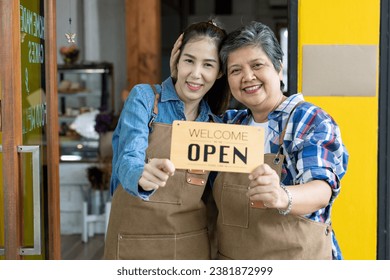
left=222, top=93, right=349, bottom=260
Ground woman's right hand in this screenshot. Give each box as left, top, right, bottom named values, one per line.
left=170, top=33, right=183, bottom=80
left=138, top=158, right=176, bottom=191
left=247, top=164, right=286, bottom=209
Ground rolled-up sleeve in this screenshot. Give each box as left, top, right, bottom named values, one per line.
left=294, top=116, right=348, bottom=203
left=110, top=85, right=153, bottom=199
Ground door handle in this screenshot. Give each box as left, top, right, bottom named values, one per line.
left=17, top=145, right=41, bottom=255
left=0, top=145, right=41, bottom=256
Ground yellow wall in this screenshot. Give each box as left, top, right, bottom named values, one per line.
left=298, top=0, right=380, bottom=259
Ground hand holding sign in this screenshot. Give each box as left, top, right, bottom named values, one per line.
left=248, top=164, right=281, bottom=208
left=138, top=158, right=175, bottom=191
left=170, top=121, right=264, bottom=173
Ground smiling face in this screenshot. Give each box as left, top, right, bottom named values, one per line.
left=227, top=45, right=283, bottom=114
left=174, top=37, right=221, bottom=106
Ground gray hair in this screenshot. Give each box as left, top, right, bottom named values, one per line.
left=220, top=21, right=284, bottom=75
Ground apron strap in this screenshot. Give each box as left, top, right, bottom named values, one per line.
left=148, top=85, right=160, bottom=128
left=151, top=85, right=160, bottom=115
left=275, top=101, right=305, bottom=159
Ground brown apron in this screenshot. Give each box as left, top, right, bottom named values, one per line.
left=212, top=103, right=332, bottom=260
left=104, top=122, right=211, bottom=259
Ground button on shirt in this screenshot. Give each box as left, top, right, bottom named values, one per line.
left=110, top=77, right=220, bottom=199
left=223, top=93, right=349, bottom=260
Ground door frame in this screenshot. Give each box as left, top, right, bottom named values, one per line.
left=287, top=0, right=298, bottom=96
left=378, top=0, right=390, bottom=260
left=0, top=0, right=60, bottom=260
left=0, top=0, right=23, bottom=259
left=44, top=0, right=61, bottom=260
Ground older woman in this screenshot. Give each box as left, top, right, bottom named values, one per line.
left=170, top=21, right=348, bottom=260
left=214, top=21, right=348, bottom=260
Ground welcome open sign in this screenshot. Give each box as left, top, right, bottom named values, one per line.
left=170, top=121, right=264, bottom=173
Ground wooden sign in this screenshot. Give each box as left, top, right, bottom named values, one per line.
left=170, top=121, right=264, bottom=173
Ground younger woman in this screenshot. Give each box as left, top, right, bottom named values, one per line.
left=104, top=20, right=229, bottom=260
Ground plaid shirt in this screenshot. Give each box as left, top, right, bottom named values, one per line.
left=222, top=94, right=349, bottom=260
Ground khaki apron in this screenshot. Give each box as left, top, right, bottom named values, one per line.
left=212, top=103, right=332, bottom=260
left=104, top=123, right=211, bottom=259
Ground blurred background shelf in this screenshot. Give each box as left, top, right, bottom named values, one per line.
left=58, top=62, right=114, bottom=237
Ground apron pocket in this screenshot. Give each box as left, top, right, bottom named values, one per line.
left=117, top=234, right=175, bottom=259
left=117, top=229, right=210, bottom=260
left=293, top=215, right=333, bottom=259
left=148, top=170, right=185, bottom=205
left=217, top=251, right=233, bottom=260
left=147, top=169, right=208, bottom=205
left=221, top=184, right=249, bottom=228
left=175, top=229, right=210, bottom=260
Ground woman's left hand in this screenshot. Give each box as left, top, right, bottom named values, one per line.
left=247, top=164, right=289, bottom=209
left=170, top=33, right=183, bottom=80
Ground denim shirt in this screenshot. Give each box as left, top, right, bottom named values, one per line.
left=110, top=77, right=220, bottom=199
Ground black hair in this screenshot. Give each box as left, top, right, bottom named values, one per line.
left=220, top=21, right=285, bottom=91
left=179, top=20, right=230, bottom=115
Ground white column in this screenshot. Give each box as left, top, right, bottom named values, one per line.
left=83, top=0, right=101, bottom=61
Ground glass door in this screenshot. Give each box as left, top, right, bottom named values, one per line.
left=0, top=0, right=60, bottom=260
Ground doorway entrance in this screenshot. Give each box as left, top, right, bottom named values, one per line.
left=0, top=0, right=60, bottom=260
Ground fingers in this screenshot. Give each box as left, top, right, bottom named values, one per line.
left=248, top=164, right=277, bottom=190
left=138, top=176, right=159, bottom=191
left=138, top=159, right=176, bottom=191
left=170, top=33, right=183, bottom=79
left=172, top=33, right=183, bottom=53
left=248, top=164, right=274, bottom=180
left=247, top=164, right=280, bottom=207
left=154, top=158, right=175, bottom=176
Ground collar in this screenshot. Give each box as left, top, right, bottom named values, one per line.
left=240, top=93, right=304, bottom=124
left=267, top=93, right=305, bottom=120
left=160, top=77, right=181, bottom=102
left=160, top=77, right=215, bottom=122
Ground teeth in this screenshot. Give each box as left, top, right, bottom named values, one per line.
left=188, top=82, right=201, bottom=87
left=245, top=85, right=260, bottom=91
